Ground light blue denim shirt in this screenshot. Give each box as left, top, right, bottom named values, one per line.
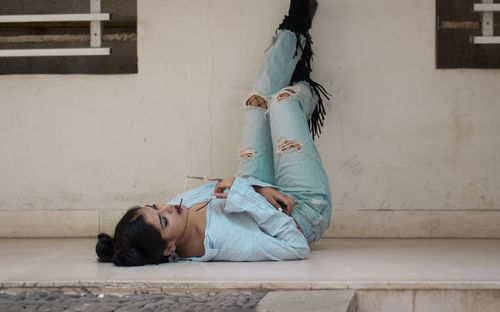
left=168, top=177, right=309, bottom=261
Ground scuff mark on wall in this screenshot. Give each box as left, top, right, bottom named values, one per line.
left=128, top=119, right=135, bottom=136
left=337, top=192, right=366, bottom=210
left=420, top=218, right=441, bottom=235
left=450, top=104, right=475, bottom=166
left=444, top=190, right=453, bottom=209
left=462, top=177, right=495, bottom=210
left=378, top=200, right=392, bottom=211
left=339, top=154, right=362, bottom=178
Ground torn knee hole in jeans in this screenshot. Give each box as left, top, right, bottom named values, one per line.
left=276, top=86, right=299, bottom=102
left=245, top=95, right=268, bottom=109
left=277, top=138, right=302, bottom=154
left=239, top=148, right=256, bottom=160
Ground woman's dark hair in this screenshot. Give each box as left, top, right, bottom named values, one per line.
left=95, top=206, right=168, bottom=266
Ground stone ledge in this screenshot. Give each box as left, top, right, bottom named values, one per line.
left=1, top=238, right=499, bottom=300
left=3, top=281, right=500, bottom=295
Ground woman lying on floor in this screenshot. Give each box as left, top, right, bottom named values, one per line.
left=96, top=0, right=332, bottom=266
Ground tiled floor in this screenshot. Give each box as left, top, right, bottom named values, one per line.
left=1, top=238, right=500, bottom=292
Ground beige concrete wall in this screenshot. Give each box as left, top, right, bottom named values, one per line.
left=0, top=0, right=499, bottom=237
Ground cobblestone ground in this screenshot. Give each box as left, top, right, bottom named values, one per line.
left=0, top=291, right=267, bottom=312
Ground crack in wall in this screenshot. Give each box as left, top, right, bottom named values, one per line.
left=206, top=0, right=215, bottom=175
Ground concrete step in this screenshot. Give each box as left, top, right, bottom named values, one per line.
left=257, top=290, right=356, bottom=312
left=2, top=238, right=500, bottom=311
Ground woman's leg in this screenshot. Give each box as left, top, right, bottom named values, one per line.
left=250, top=30, right=305, bottom=100
left=237, top=30, right=305, bottom=183
left=236, top=106, right=274, bottom=184
left=268, top=81, right=332, bottom=244
left=237, top=0, right=327, bottom=184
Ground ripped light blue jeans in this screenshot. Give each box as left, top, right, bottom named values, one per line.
left=237, top=30, right=332, bottom=244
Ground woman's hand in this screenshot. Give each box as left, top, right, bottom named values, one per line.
left=214, top=177, right=236, bottom=199
left=253, top=186, right=295, bottom=216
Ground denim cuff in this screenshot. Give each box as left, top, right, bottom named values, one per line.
left=240, top=176, right=281, bottom=191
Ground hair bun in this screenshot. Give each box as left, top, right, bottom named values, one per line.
left=96, top=233, right=115, bottom=262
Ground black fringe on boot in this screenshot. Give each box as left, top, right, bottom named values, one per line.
left=277, top=21, right=331, bottom=140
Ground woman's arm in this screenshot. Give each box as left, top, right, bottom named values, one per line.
left=214, top=178, right=295, bottom=215
left=216, top=177, right=309, bottom=260
left=251, top=186, right=295, bottom=215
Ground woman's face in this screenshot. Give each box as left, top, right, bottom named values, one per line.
left=140, top=203, right=189, bottom=253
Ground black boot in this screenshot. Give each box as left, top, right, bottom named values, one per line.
left=279, top=0, right=330, bottom=140
left=279, top=0, right=317, bottom=34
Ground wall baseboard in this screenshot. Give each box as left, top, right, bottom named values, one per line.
left=1, top=209, right=499, bottom=238
left=325, top=209, right=500, bottom=238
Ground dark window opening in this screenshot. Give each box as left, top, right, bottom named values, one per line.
left=0, top=0, right=137, bottom=74
left=436, top=0, right=500, bottom=68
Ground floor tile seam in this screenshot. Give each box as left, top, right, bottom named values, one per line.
left=3, top=280, right=500, bottom=291
left=1, top=281, right=106, bottom=287
left=155, top=281, right=500, bottom=290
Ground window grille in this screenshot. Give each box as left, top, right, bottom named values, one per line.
left=0, top=0, right=110, bottom=57
left=0, top=0, right=137, bottom=74
left=473, top=1, right=500, bottom=43
left=436, top=0, right=500, bottom=68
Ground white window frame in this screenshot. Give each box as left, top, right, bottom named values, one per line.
left=0, top=0, right=110, bottom=57
left=473, top=1, right=500, bottom=44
